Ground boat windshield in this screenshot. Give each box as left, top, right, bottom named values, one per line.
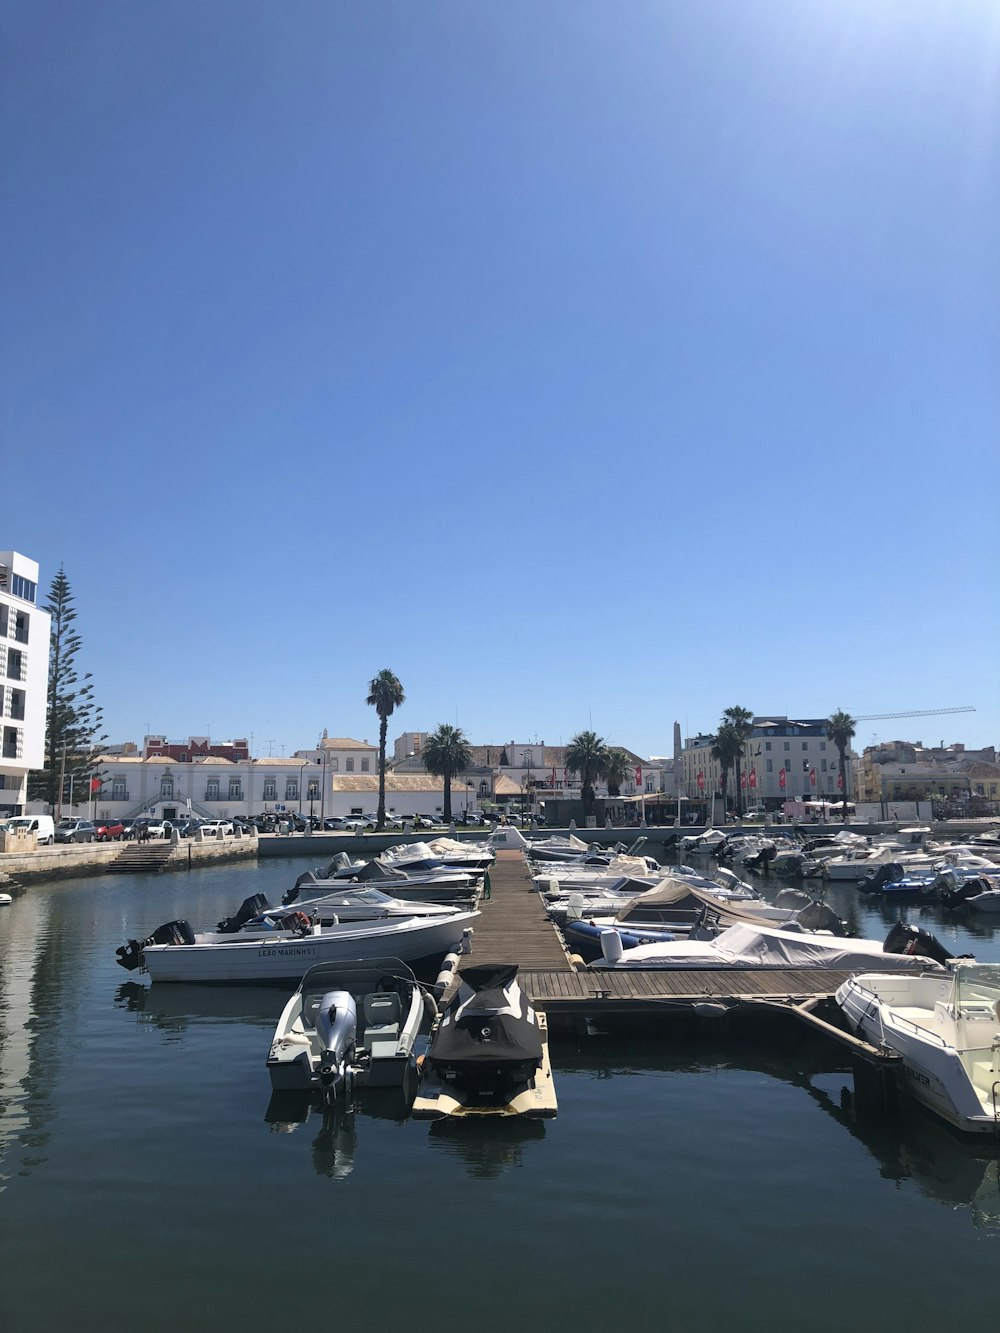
left=952, top=964, right=1000, bottom=1017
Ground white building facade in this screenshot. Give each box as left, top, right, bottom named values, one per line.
left=0, top=551, right=50, bottom=816
left=682, top=716, right=857, bottom=809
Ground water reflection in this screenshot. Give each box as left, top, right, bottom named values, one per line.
left=115, top=981, right=284, bottom=1033
left=264, top=1081, right=415, bottom=1180
left=427, top=1118, right=546, bottom=1178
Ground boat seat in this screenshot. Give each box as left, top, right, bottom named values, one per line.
left=362, top=992, right=402, bottom=1046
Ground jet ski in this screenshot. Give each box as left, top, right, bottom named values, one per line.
left=412, top=963, right=557, bottom=1119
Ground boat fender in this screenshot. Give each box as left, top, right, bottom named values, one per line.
left=568, top=954, right=585, bottom=971
left=693, top=1002, right=729, bottom=1019
left=600, top=930, right=624, bottom=965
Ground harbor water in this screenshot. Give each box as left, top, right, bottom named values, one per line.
left=1, top=853, right=999, bottom=1332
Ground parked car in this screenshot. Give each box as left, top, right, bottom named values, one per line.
left=55, top=819, right=97, bottom=844
left=133, top=819, right=171, bottom=840
left=94, top=819, right=126, bottom=841
left=170, top=820, right=203, bottom=838
left=362, top=814, right=404, bottom=830
left=200, top=819, right=234, bottom=837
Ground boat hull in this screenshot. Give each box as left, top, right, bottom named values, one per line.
left=141, top=912, right=478, bottom=984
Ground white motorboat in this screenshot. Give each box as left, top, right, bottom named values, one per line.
left=115, top=907, right=479, bottom=983
left=267, top=959, right=427, bottom=1092
left=964, top=890, right=1000, bottom=914
left=286, top=859, right=478, bottom=904
left=836, top=962, right=1000, bottom=1135
left=678, top=828, right=727, bottom=854
left=379, top=838, right=494, bottom=875
left=591, top=919, right=953, bottom=972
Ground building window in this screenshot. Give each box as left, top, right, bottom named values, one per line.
left=207, top=779, right=219, bottom=800
left=286, top=781, right=298, bottom=801
left=263, top=778, right=276, bottom=800
left=784, top=759, right=791, bottom=772
left=9, top=689, right=25, bottom=720
left=764, top=742, right=771, bottom=752
left=361, top=758, right=370, bottom=773
left=10, top=574, right=36, bottom=602
left=160, top=777, right=174, bottom=798
left=783, top=742, right=790, bottom=751
left=13, top=612, right=28, bottom=644
left=112, top=779, right=126, bottom=801
left=821, top=759, right=827, bottom=772
left=346, top=759, right=354, bottom=773
left=802, top=742, right=808, bottom=751
left=229, top=780, right=242, bottom=800
left=2, top=726, right=20, bottom=759
left=330, top=758, right=339, bottom=772
left=179, top=752, right=187, bottom=762
left=820, top=742, right=826, bottom=751
left=7, top=649, right=23, bottom=681
left=766, top=759, right=773, bottom=773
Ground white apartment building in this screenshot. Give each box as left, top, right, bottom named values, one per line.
left=682, top=716, right=856, bottom=808
left=0, top=551, right=50, bottom=816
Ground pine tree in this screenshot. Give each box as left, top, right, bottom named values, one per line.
left=27, top=568, right=106, bottom=811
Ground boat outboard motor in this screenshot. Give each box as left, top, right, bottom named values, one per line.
left=314, top=990, right=358, bottom=1096
left=882, top=922, right=961, bottom=968
left=793, top=899, right=848, bottom=936
left=115, top=920, right=196, bottom=971
left=216, top=893, right=271, bottom=933
left=858, top=862, right=904, bottom=896
left=938, top=873, right=990, bottom=910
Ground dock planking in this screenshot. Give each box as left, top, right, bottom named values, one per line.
left=459, top=849, right=572, bottom=973
left=453, top=852, right=857, bottom=1018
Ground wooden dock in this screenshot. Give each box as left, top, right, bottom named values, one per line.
left=459, top=850, right=572, bottom=973
left=457, top=852, right=872, bottom=1039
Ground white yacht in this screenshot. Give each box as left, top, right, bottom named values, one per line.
left=836, top=963, right=1000, bottom=1136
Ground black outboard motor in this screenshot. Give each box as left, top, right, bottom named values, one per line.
left=217, top=893, right=271, bottom=933
left=939, top=875, right=992, bottom=910
left=115, top=919, right=196, bottom=971
left=883, top=921, right=964, bottom=967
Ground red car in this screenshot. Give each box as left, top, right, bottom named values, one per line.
left=95, top=819, right=126, bottom=841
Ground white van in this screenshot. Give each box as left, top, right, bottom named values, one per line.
left=9, top=815, right=55, bottom=845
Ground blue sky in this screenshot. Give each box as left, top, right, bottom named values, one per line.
left=4, top=1, right=998, bottom=759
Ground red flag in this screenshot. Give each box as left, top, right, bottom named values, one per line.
left=90, top=777, right=101, bottom=793
left=809, top=768, right=817, bottom=786
left=696, top=770, right=705, bottom=792
left=778, top=768, right=786, bottom=790
left=749, top=768, right=757, bottom=789
left=837, top=770, right=843, bottom=790
left=740, top=770, right=747, bottom=789
left=635, top=765, right=642, bottom=786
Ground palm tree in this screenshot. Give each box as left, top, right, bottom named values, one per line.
left=605, top=748, right=631, bottom=798
left=828, top=709, right=856, bottom=823
left=710, top=723, right=742, bottom=818
left=422, top=724, right=471, bottom=823
left=565, top=730, right=610, bottom=817
left=722, top=705, right=754, bottom=816
left=366, top=669, right=405, bottom=830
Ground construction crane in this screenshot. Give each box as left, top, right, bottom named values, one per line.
left=852, top=707, right=976, bottom=722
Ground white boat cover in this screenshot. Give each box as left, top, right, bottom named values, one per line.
left=607, top=920, right=946, bottom=970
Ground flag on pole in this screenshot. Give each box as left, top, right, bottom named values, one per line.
left=635, top=765, right=642, bottom=786
left=749, top=768, right=757, bottom=789
left=809, top=768, right=817, bottom=787
left=837, top=770, right=843, bottom=790
left=740, top=771, right=747, bottom=789
left=778, top=768, right=786, bottom=790
left=90, top=777, right=101, bottom=793
left=696, top=770, right=704, bottom=792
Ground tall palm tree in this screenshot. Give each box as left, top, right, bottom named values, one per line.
left=722, top=705, right=754, bottom=816
left=422, top=724, right=471, bottom=823
left=366, top=669, right=405, bottom=830
left=711, top=723, right=741, bottom=817
left=565, top=730, right=610, bottom=816
left=828, top=709, right=856, bottom=823
left=604, top=748, right=631, bottom=798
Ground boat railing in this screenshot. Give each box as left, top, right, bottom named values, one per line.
left=849, top=979, right=954, bottom=1050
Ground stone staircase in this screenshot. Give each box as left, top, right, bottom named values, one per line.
left=108, top=841, right=176, bottom=873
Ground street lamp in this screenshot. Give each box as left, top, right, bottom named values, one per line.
left=298, top=761, right=308, bottom=818
left=320, top=745, right=328, bottom=827
left=520, top=749, right=530, bottom=826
